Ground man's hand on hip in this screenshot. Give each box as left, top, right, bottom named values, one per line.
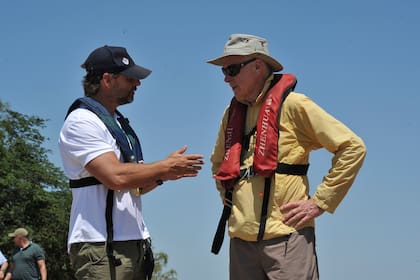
left=280, top=199, right=325, bottom=229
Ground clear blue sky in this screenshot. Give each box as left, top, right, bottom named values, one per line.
left=1, top=0, right=419, bottom=279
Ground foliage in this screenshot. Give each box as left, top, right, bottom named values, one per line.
left=0, top=100, right=177, bottom=279
left=0, top=100, right=74, bottom=279
left=152, top=251, right=178, bottom=280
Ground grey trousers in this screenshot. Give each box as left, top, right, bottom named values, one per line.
left=230, top=227, right=319, bottom=280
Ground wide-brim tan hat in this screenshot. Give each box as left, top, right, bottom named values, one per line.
left=207, top=34, right=283, bottom=72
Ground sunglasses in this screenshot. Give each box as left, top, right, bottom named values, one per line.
left=222, top=58, right=256, bottom=77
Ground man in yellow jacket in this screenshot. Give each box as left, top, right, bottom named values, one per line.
left=208, top=34, right=366, bottom=280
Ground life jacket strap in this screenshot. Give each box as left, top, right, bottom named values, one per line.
left=69, top=176, right=101, bottom=188
left=211, top=162, right=309, bottom=255
left=239, top=162, right=309, bottom=180
left=211, top=189, right=233, bottom=254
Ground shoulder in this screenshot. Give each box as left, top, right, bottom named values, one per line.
left=284, top=92, right=311, bottom=105
left=31, top=242, right=42, bottom=248
left=29, top=243, right=45, bottom=257
left=282, top=92, right=314, bottom=115
left=65, top=108, right=102, bottom=124
left=61, top=108, right=108, bottom=136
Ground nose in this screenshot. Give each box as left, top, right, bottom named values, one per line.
left=224, top=74, right=232, bottom=83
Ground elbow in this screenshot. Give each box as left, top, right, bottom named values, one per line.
left=99, top=175, right=129, bottom=191
left=356, top=136, right=367, bottom=159
left=335, top=136, right=367, bottom=166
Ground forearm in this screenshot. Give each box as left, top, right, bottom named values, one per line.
left=37, top=260, right=47, bottom=280
left=3, top=263, right=12, bottom=280
left=86, top=152, right=171, bottom=191
left=40, top=267, right=47, bottom=280
left=137, top=180, right=164, bottom=195
left=86, top=148, right=203, bottom=191
left=103, top=161, right=170, bottom=191
left=313, top=136, right=366, bottom=212
left=0, top=262, right=7, bottom=274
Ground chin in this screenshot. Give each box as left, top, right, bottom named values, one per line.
left=119, top=98, right=133, bottom=105
left=233, top=93, right=244, bottom=101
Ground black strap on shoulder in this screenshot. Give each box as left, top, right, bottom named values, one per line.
left=66, top=97, right=143, bottom=163
left=211, top=162, right=309, bottom=255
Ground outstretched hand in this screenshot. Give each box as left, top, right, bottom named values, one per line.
left=162, top=146, right=204, bottom=181
left=280, top=199, right=325, bottom=229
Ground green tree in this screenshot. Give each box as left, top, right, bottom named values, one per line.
left=0, top=100, right=74, bottom=279
left=0, top=100, right=177, bottom=279
left=152, top=251, right=178, bottom=280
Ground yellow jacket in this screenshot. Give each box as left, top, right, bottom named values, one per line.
left=210, top=75, right=366, bottom=241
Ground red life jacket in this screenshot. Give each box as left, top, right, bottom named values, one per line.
left=214, top=74, right=297, bottom=189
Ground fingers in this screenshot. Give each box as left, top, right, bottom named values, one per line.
left=169, top=146, right=204, bottom=162
left=280, top=200, right=324, bottom=228
left=183, top=154, right=205, bottom=165
left=170, top=145, right=187, bottom=156
left=280, top=202, right=299, bottom=212
left=164, top=148, right=205, bottom=181
left=281, top=206, right=302, bottom=226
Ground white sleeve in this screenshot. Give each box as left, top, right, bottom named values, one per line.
left=58, top=108, right=119, bottom=179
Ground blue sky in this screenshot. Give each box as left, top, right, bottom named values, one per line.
left=1, top=0, right=419, bottom=279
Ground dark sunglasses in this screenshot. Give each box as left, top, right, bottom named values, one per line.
left=222, top=58, right=256, bottom=77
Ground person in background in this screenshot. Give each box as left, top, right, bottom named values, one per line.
left=208, top=34, right=366, bottom=280
left=59, top=45, right=204, bottom=280
left=5, top=228, right=47, bottom=280
left=0, top=249, right=8, bottom=280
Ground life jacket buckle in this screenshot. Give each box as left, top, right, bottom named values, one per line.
left=240, top=167, right=256, bottom=180
left=223, top=197, right=233, bottom=208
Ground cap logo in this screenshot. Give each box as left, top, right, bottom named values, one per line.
left=122, top=57, right=129, bottom=65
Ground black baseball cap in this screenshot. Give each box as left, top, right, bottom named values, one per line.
left=81, top=45, right=151, bottom=80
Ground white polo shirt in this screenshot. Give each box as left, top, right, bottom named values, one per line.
left=59, top=108, right=150, bottom=250
left=0, top=250, right=6, bottom=265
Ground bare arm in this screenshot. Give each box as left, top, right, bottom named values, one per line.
left=37, top=259, right=47, bottom=280
left=0, top=261, right=7, bottom=280
left=4, top=262, right=13, bottom=280
left=85, top=146, right=204, bottom=191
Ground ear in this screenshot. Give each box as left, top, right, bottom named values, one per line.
left=254, top=59, right=266, bottom=75
left=255, top=59, right=266, bottom=70
left=255, top=59, right=270, bottom=75
left=100, top=73, right=113, bottom=88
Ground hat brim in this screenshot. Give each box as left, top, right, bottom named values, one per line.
left=120, top=65, right=152, bottom=80
left=8, top=233, right=26, bottom=238
left=207, top=53, right=283, bottom=72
